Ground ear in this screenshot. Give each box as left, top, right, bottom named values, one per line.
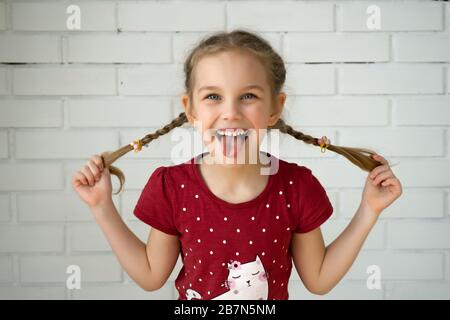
left=255, top=255, right=261, bottom=264
left=181, top=93, right=197, bottom=126
left=268, top=92, right=286, bottom=127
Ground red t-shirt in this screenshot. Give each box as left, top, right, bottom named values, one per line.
left=134, top=152, right=333, bottom=300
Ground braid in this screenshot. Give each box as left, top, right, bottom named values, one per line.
left=101, top=112, right=188, bottom=195
left=271, top=118, right=384, bottom=172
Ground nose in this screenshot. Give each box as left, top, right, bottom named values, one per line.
left=222, top=99, right=242, bottom=121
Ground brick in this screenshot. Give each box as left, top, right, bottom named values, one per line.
left=339, top=2, right=443, bottom=31
left=118, top=2, right=224, bottom=31
left=0, top=68, right=7, bottom=95
left=69, top=223, right=112, bottom=252
left=339, top=128, right=444, bottom=157
left=12, top=2, right=115, bottom=31
left=0, top=163, right=63, bottom=191
left=286, top=97, right=389, bottom=127
left=448, top=67, right=450, bottom=94
left=322, top=220, right=385, bottom=249
left=118, top=65, right=183, bottom=95
left=20, top=255, right=122, bottom=283
left=0, top=35, right=61, bottom=63
left=0, top=225, right=64, bottom=253
left=0, top=130, right=7, bottom=158
left=389, top=222, right=450, bottom=249
left=67, top=98, right=172, bottom=127
left=122, top=191, right=140, bottom=221
left=288, top=280, right=383, bottom=299
left=386, top=282, right=450, bottom=299
left=284, top=33, right=389, bottom=62
left=13, top=68, right=116, bottom=96
left=447, top=252, right=450, bottom=281
left=294, top=159, right=450, bottom=188
left=0, top=256, right=13, bottom=283
left=0, top=287, right=66, bottom=299
left=0, top=99, right=62, bottom=127
left=393, top=96, right=450, bottom=126
left=447, top=3, right=450, bottom=30
left=331, top=252, right=444, bottom=281
left=228, top=2, right=333, bottom=31
left=394, top=34, right=450, bottom=62
left=72, top=283, right=173, bottom=299
left=0, top=2, right=6, bottom=30
left=112, top=159, right=174, bottom=190
left=173, top=32, right=213, bottom=63
left=284, top=65, right=335, bottom=95
left=17, top=193, right=94, bottom=222
left=341, top=189, right=445, bottom=219
left=339, top=65, right=443, bottom=94
left=391, top=160, right=450, bottom=187
left=67, top=34, right=171, bottom=63
left=0, top=194, right=10, bottom=221
left=15, top=130, right=118, bottom=159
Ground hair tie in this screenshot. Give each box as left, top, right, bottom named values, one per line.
left=129, top=139, right=143, bottom=153
left=319, top=136, right=330, bottom=153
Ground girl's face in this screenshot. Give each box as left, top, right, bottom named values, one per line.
left=182, top=49, right=286, bottom=163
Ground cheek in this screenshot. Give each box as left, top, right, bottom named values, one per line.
left=258, top=272, right=267, bottom=282
left=244, top=106, right=267, bottom=125
left=228, top=279, right=237, bottom=289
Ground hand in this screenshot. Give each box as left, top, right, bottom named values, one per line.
left=72, top=154, right=113, bottom=209
left=361, top=154, right=403, bottom=216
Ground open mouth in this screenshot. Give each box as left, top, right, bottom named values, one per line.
left=214, top=128, right=250, bottom=158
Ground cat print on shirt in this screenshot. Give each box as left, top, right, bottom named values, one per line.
left=185, top=255, right=269, bottom=300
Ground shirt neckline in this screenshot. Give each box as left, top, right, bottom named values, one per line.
left=190, top=152, right=279, bottom=209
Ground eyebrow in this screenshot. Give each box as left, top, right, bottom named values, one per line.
left=197, top=85, right=265, bottom=93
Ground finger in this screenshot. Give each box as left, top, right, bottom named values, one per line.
left=381, top=177, right=399, bottom=187
left=72, top=172, right=83, bottom=188
left=381, top=177, right=393, bottom=186
left=81, top=165, right=95, bottom=186
left=373, top=171, right=394, bottom=186
left=87, top=160, right=101, bottom=181
left=91, top=154, right=104, bottom=171
left=73, top=171, right=88, bottom=186
left=369, top=164, right=391, bottom=179
left=372, top=154, right=389, bottom=165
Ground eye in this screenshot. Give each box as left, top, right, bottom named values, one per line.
left=204, top=93, right=257, bottom=101
left=205, top=94, right=220, bottom=101
left=232, top=275, right=241, bottom=279
left=251, top=271, right=260, bottom=276
left=242, top=93, right=257, bottom=100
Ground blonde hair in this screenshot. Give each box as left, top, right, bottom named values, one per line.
left=101, top=29, right=383, bottom=194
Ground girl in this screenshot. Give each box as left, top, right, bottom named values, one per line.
left=72, top=29, right=403, bottom=300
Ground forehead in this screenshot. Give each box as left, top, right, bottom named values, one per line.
left=194, top=49, right=270, bottom=91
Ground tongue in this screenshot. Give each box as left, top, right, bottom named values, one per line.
left=221, top=135, right=246, bottom=158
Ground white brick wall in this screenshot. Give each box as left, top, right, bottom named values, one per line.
left=0, top=0, right=448, bottom=300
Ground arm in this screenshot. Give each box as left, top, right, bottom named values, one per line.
left=291, top=202, right=378, bottom=295
left=92, top=201, right=180, bottom=291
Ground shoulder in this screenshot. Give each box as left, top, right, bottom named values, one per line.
left=276, top=157, right=315, bottom=183
left=147, top=160, right=193, bottom=185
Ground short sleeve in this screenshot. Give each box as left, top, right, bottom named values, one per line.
left=294, top=167, right=333, bottom=234
left=133, top=166, right=179, bottom=236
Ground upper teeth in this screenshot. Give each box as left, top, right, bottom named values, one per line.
left=216, top=128, right=248, bottom=137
